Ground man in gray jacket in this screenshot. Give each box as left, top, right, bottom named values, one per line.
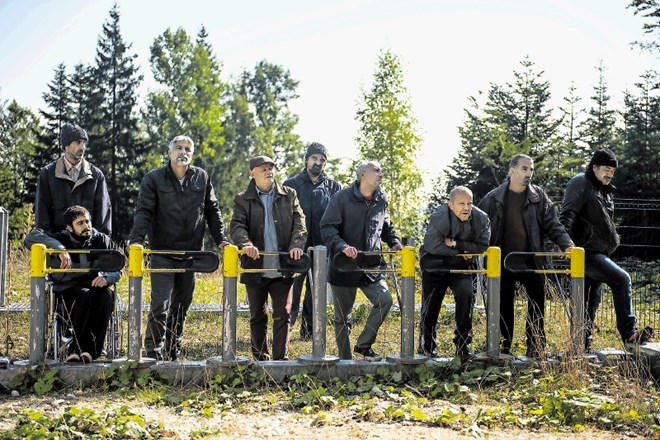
left=129, top=135, right=228, bottom=361
left=419, top=186, right=490, bottom=362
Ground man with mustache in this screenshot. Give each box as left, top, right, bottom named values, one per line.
left=230, top=155, right=306, bottom=361
left=478, top=154, right=574, bottom=359
left=25, top=205, right=122, bottom=363
left=35, top=123, right=112, bottom=235
left=320, top=161, right=402, bottom=361
left=560, top=148, right=652, bottom=350
left=129, top=135, right=229, bottom=361
left=419, top=186, right=490, bottom=362
left=283, top=143, right=341, bottom=340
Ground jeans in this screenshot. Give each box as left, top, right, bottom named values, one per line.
left=145, top=255, right=196, bottom=360
left=500, top=269, right=547, bottom=354
left=584, top=252, right=636, bottom=342
left=419, top=271, right=474, bottom=355
left=245, top=277, right=293, bottom=360
left=332, top=279, right=393, bottom=360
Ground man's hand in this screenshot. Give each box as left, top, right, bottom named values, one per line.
left=218, top=241, right=230, bottom=250
left=91, top=276, right=108, bottom=288
left=390, top=243, right=403, bottom=252
left=444, top=238, right=456, bottom=248
left=58, top=252, right=72, bottom=269
left=243, top=245, right=260, bottom=260
left=342, top=246, right=358, bottom=259
left=289, top=248, right=303, bottom=260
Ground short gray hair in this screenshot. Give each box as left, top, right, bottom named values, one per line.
left=355, top=160, right=381, bottom=181
left=168, top=135, right=195, bottom=151
left=449, top=186, right=473, bottom=201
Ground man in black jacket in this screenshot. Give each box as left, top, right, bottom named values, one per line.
left=560, top=148, right=652, bottom=348
left=129, top=135, right=229, bottom=361
left=419, top=186, right=490, bottom=361
left=35, top=123, right=112, bottom=235
left=478, top=154, right=574, bottom=358
left=283, top=142, right=341, bottom=339
left=320, top=161, right=402, bottom=361
left=25, top=205, right=122, bottom=362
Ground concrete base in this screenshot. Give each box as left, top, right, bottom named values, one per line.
left=297, top=354, right=341, bottom=367
left=386, top=354, right=427, bottom=365
left=595, top=348, right=633, bottom=366
left=112, top=357, right=158, bottom=367
left=207, top=356, right=251, bottom=367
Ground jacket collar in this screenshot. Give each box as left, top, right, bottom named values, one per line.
left=297, top=168, right=327, bottom=185
left=350, top=180, right=383, bottom=202
left=491, top=179, right=541, bottom=205
left=55, top=156, right=93, bottom=190
left=244, top=178, right=287, bottom=200
left=585, top=168, right=616, bottom=193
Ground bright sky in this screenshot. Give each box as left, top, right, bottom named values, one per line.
left=0, top=0, right=657, bottom=187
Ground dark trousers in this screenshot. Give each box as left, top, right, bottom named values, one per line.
left=246, top=277, right=294, bottom=360
left=290, top=270, right=313, bottom=333
left=58, top=285, right=114, bottom=359
left=146, top=255, right=196, bottom=360
left=585, top=278, right=603, bottom=347
left=419, top=271, right=474, bottom=355
left=500, top=269, right=547, bottom=353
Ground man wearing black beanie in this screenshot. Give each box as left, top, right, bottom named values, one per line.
left=35, top=123, right=112, bottom=235
left=561, top=148, right=652, bottom=349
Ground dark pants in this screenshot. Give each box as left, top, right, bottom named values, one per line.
left=500, top=269, right=547, bottom=354
left=145, top=255, right=196, bottom=361
left=245, top=277, right=294, bottom=360
left=585, top=278, right=603, bottom=347
left=58, top=285, right=114, bottom=359
left=290, top=270, right=313, bottom=333
left=419, top=271, right=474, bottom=355
left=585, top=252, right=636, bottom=342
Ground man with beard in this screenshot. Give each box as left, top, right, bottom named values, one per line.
left=25, top=205, right=122, bottom=363
left=35, top=123, right=112, bottom=235
left=283, top=143, right=341, bottom=340
left=560, top=148, right=652, bottom=349
left=129, top=135, right=229, bottom=361
left=478, top=154, right=574, bottom=359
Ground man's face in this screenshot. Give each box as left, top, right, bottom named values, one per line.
left=168, top=141, right=194, bottom=167
left=251, top=163, right=275, bottom=191
left=509, top=158, right=534, bottom=188
left=361, top=163, right=384, bottom=189
left=593, top=165, right=616, bottom=186
left=67, top=214, right=92, bottom=239
left=448, top=192, right=473, bottom=222
left=64, top=139, right=87, bottom=165
left=306, top=153, right=326, bottom=177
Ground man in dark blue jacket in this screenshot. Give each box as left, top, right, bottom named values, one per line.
left=560, top=148, right=652, bottom=349
left=25, top=205, right=122, bottom=362
left=320, top=161, right=402, bottom=361
left=35, top=123, right=112, bottom=235
left=129, top=135, right=228, bottom=361
left=283, top=142, right=341, bottom=339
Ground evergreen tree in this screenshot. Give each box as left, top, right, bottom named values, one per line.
left=583, top=62, right=619, bottom=152
left=37, top=63, right=74, bottom=170
left=355, top=49, right=424, bottom=240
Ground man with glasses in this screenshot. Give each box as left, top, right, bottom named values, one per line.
left=129, top=135, right=229, bottom=361
left=35, top=123, right=112, bottom=235
left=320, top=160, right=402, bottom=361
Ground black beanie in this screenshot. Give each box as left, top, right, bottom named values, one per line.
left=588, top=148, right=618, bottom=168
left=305, top=142, right=327, bottom=159
left=61, top=123, right=88, bottom=148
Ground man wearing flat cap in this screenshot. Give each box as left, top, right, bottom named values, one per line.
left=561, top=148, right=653, bottom=349
left=283, top=142, right=341, bottom=340
left=35, top=123, right=112, bottom=235
left=230, top=155, right=307, bottom=360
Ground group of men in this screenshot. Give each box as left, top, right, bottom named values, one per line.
left=26, top=121, right=651, bottom=364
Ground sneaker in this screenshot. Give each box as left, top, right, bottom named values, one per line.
left=65, top=353, right=81, bottom=363
left=626, top=326, right=653, bottom=345
left=80, top=352, right=93, bottom=364
left=353, top=346, right=381, bottom=361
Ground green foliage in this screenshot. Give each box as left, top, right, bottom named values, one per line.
left=98, top=361, right=166, bottom=391
left=9, top=366, right=61, bottom=396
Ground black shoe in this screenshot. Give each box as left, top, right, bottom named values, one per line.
left=626, top=326, right=653, bottom=345
left=353, top=346, right=382, bottom=361
left=418, top=347, right=438, bottom=357
left=456, top=345, right=472, bottom=364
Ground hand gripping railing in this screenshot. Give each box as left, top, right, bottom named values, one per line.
left=127, top=245, right=219, bottom=362
left=420, top=247, right=502, bottom=357
left=210, top=245, right=311, bottom=365
left=503, top=248, right=586, bottom=355
left=29, top=244, right=125, bottom=364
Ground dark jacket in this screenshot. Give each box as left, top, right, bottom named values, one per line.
left=230, top=179, right=307, bottom=285
left=35, top=157, right=112, bottom=235
left=320, top=181, right=401, bottom=287
left=24, top=228, right=122, bottom=293
left=128, top=164, right=227, bottom=250
left=422, top=204, right=491, bottom=270
left=560, top=168, right=620, bottom=255
left=283, top=169, right=341, bottom=248
left=478, top=181, right=573, bottom=254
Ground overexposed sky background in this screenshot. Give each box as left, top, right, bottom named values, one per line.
left=0, top=0, right=657, bottom=186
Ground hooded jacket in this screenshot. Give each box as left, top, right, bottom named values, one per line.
left=560, top=168, right=620, bottom=255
